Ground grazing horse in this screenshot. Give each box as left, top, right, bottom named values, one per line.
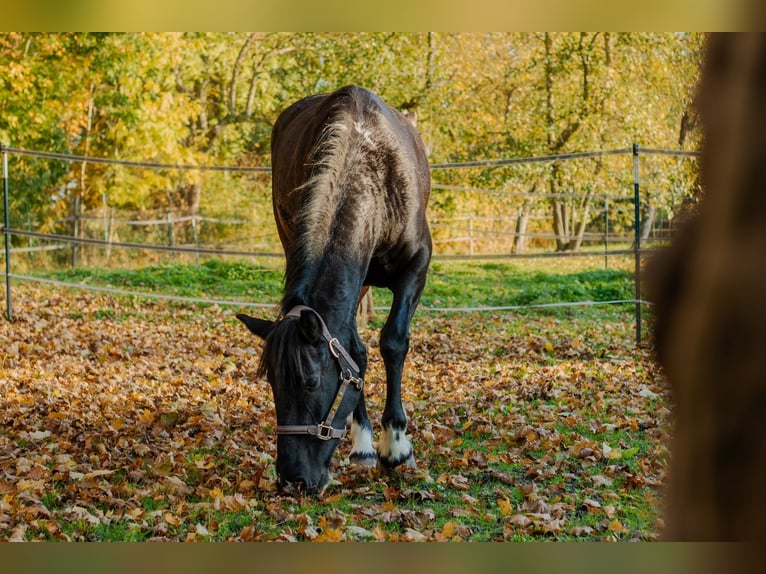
left=237, top=85, right=432, bottom=493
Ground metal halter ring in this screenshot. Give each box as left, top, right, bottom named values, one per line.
left=341, top=369, right=364, bottom=390
left=328, top=337, right=341, bottom=359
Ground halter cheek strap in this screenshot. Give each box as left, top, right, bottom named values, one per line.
left=284, top=305, right=361, bottom=373
left=276, top=305, right=363, bottom=441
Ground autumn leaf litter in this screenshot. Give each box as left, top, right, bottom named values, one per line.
left=0, top=285, right=669, bottom=541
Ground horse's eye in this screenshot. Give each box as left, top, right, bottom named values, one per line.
left=305, top=376, right=321, bottom=391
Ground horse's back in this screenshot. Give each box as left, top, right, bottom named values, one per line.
left=270, top=85, right=431, bottom=260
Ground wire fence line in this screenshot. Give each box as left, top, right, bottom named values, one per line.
left=2, top=228, right=284, bottom=259
left=431, top=183, right=636, bottom=201
left=2, top=143, right=700, bottom=342
left=0, top=145, right=273, bottom=173
left=3, top=223, right=646, bottom=256
left=4, top=273, right=279, bottom=309
left=0, top=143, right=700, bottom=172
left=1, top=226, right=645, bottom=261
left=56, top=214, right=257, bottom=226
left=2, top=272, right=650, bottom=316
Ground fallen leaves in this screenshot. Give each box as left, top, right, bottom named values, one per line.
left=0, top=285, right=670, bottom=541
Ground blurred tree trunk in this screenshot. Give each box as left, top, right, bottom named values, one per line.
left=569, top=192, right=594, bottom=252
left=648, top=32, right=766, bottom=543
left=512, top=191, right=534, bottom=254
left=639, top=204, right=657, bottom=247
left=356, top=287, right=374, bottom=328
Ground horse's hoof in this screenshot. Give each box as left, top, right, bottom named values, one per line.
left=377, top=448, right=416, bottom=471
left=350, top=451, right=378, bottom=467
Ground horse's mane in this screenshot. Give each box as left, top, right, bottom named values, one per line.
left=281, top=88, right=368, bottom=311
left=257, top=317, right=308, bottom=388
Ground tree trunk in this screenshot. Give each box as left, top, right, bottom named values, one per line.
left=513, top=205, right=530, bottom=254
left=569, top=193, right=594, bottom=252
left=186, top=182, right=202, bottom=216
left=639, top=204, right=657, bottom=247
left=73, top=86, right=95, bottom=267
left=356, top=287, right=374, bottom=328
left=512, top=184, right=536, bottom=254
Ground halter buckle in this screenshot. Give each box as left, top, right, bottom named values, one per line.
left=316, top=422, right=336, bottom=441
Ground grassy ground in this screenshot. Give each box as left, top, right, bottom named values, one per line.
left=0, top=257, right=667, bottom=541
left=37, top=254, right=638, bottom=309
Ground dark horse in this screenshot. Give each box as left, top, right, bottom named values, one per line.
left=237, top=85, right=432, bottom=493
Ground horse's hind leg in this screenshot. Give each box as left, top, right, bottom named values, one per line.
left=378, top=248, right=429, bottom=470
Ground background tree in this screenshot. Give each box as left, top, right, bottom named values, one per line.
left=1, top=32, right=704, bottom=252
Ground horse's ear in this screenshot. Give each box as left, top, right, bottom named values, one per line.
left=298, top=309, right=323, bottom=344
left=236, top=314, right=274, bottom=340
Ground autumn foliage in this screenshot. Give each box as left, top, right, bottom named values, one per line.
left=1, top=283, right=667, bottom=541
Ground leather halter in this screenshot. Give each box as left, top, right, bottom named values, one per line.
left=275, top=305, right=363, bottom=441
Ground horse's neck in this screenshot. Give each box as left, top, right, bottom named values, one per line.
left=282, top=173, right=369, bottom=330
left=283, top=254, right=363, bottom=331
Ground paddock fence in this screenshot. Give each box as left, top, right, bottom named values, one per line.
left=1, top=144, right=701, bottom=344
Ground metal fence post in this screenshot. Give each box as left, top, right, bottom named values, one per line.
left=71, top=194, right=80, bottom=268
left=633, top=143, right=642, bottom=345
left=469, top=217, right=474, bottom=257
left=192, top=215, right=200, bottom=264
left=2, top=145, right=12, bottom=321
left=604, top=194, right=609, bottom=270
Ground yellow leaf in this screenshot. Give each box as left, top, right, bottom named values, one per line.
left=314, top=528, right=344, bottom=542
left=321, top=494, right=343, bottom=505
left=164, top=512, right=182, bottom=526
left=84, top=469, right=115, bottom=480
left=609, top=520, right=628, bottom=534
left=138, top=409, right=155, bottom=424
left=441, top=521, right=456, bottom=538
left=372, top=526, right=387, bottom=541
left=208, top=487, right=224, bottom=501
left=497, top=497, right=513, bottom=516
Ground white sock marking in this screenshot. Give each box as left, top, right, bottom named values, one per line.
left=350, top=419, right=374, bottom=456
left=378, top=425, right=412, bottom=462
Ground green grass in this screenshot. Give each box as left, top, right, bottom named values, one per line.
left=425, top=261, right=634, bottom=309
left=41, top=258, right=637, bottom=314
left=43, top=259, right=285, bottom=302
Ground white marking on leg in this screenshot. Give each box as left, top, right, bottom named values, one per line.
left=378, top=424, right=413, bottom=466
left=350, top=420, right=374, bottom=456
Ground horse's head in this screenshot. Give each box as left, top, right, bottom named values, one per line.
left=237, top=307, right=360, bottom=494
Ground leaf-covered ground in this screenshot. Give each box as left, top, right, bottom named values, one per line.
left=0, top=283, right=669, bottom=541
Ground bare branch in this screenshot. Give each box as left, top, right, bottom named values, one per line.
left=230, top=33, right=255, bottom=115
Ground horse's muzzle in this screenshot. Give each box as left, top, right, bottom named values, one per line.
left=278, top=472, right=329, bottom=496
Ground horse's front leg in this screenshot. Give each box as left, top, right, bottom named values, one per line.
left=347, top=330, right=377, bottom=467
left=348, top=396, right=377, bottom=466
left=377, top=252, right=429, bottom=470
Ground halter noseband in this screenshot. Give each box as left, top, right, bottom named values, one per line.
left=275, top=305, right=363, bottom=441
